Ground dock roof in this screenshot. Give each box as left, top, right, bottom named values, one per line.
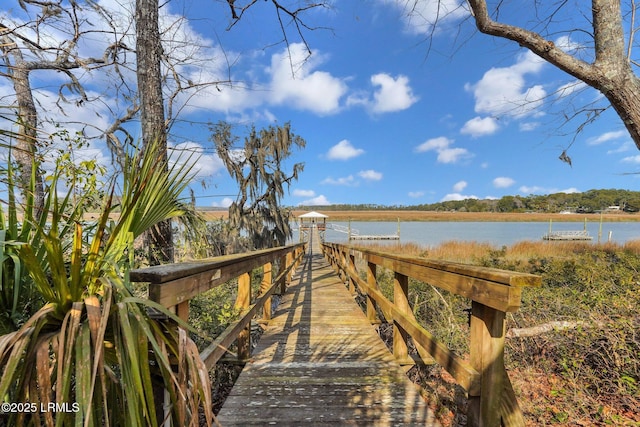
left=298, top=211, right=328, bottom=218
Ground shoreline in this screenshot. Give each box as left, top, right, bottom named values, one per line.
left=199, top=210, right=640, bottom=223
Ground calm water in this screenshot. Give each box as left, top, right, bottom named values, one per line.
left=310, top=221, right=640, bottom=247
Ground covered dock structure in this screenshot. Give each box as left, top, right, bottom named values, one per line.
left=298, top=211, right=328, bottom=243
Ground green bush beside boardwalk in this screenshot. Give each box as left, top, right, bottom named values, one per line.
left=365, top=241, right=639, bottom=425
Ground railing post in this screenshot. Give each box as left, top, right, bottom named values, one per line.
left=295, top=246, right=303, bottom=270
left=261, top=262, right=272, bottom=321
left=175, top=301, right=189, bottom=322
left=393, top=272, right=411, bottom=364
left=235, top=272, right=251, bottom=361
left=326, top=245, right=336, bottom=268
left=348, top=253, right=356, bottom=294
left=468, top=301, right=506, bottom=427
left=279, top=254, right=289, bottom=294
left=366, top=262, right=381, bottom=324
left=337, top=249, right=347, bottom=283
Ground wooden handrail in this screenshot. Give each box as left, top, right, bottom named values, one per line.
left=130, top=243, right=306, bottom=368
left=321, top=242, right=541, bottom=427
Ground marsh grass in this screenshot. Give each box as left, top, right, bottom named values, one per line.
left=358, top=239, right=640, bottom=426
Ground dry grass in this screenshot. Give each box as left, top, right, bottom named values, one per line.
left=359, top=239, right=640, bottom=426
left=200, top=209, right=640, bottom=223
left=290, top=210, right=640, bottom=222
left=361, top=239, right=640, bottom=264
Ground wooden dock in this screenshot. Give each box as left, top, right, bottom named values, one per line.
left=216, top=230, right=439, bottom=425
left=328, top=221, right=401, bottom=241
left=542, top=230, right=593, bottom=241
left=349, top=234, right=400, bottom=241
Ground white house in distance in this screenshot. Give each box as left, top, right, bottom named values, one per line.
left=297, top=211, right=328, bottom=243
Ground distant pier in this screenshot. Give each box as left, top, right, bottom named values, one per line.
left=302, top=217, right=402, bottom=241
left=542, top=230, right=593, bottom=241
left=542, top=218, right=593, bottom=241
left=345, top=218, right=400, bottom=241
left=349, top=233, right=400, bottom=240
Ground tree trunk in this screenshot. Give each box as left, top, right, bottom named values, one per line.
left=590, top=0, right=640, bottom=148
left=599, top=76, right=640, bottom=149
left=136, top=0, right=173, bottom=264
left=1, top=35, right=45, bottom=215
left=468, top=0, right=640, bottom=150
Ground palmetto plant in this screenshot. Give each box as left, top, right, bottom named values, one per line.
left=0, top=139, right=213, bottom=426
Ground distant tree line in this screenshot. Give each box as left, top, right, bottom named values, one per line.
left=297, top=189, right=640, bottom=214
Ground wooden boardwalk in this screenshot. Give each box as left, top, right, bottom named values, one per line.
left=217, top=231, right=439, bottom=426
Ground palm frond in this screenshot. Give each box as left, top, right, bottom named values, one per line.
left=0, top=137, right=213, bottom=425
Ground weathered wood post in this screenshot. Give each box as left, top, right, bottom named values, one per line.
left=468, top=301, right=506, bottom=427
left=366, top=261, right=380, bottom=324
left=393, top=272, right=411, bottom=364
left=294, top=246, right=304, bottom=271
left=236, top=272, right=251, bottom=361
left=337, top=248, right=348, bottom=283
left=348, top=253, right=357, bottom=295
left=261, top=262, right=272, bottom=321
left=279, top=254, right=290, bottom=294
left=175, top=300, right=189, bottom=323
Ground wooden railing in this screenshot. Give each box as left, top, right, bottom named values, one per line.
left=321, top=242, right=541, bottom=427
left=130, top=243, right=306, bottom=369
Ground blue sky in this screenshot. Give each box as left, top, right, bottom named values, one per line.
left=3, top=1, right=639, bottom=207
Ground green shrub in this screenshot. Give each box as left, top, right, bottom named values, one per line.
left=364, top=242, right=640, bottom=424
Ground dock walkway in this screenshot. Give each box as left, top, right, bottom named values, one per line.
left=216, top=230, right=439, bottom=425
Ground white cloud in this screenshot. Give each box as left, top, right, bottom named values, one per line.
left=555, top=35, right=582, bottom=54
left=358, top=169, right=383, bottom=181
left=607, top=141, right=634, bottom=154
left=415, top=136, right=473, bottom=164
left=587, top=130, right=628, bottom=145
left=493, top=177, right=515, bottom=188
left=460, top=116, right=499, bottom=137
left=415, top=136, right=452, bottom=153
left=347, top=73, right=418, bottom=114
left=519, top=185, right=545, bottom=194
left=408, top=191, right=424, bottom=198
left=561, top=187, right=580, bottom=194
left=441, top=193, right=478, bottom=202
left=268, top=43, right=348, bottom=115
left=293, top=189, right=316, bottom=197
left=322, top=170, right=380, bottom=186
left=519, top=186, right=579, bottom=194
left=369, top=73, right=418, bottom=113
left=301, top=195, right=331, bottom=206
left=211, top=197, right=234, bottom=208
left=327, top=140, right=365, bottom=160
left=191, top=43, right=349, bottom=116
left=376, top=0, right=468, bottom=35
left=465, top=50, right=546, bottom=119
left=519, top=122, right=540, bottom=132
left=168, top=141, right=224, bottom=178
left=438, top=148, right=471, bottom=163
left=453, top=180, right=467, bottom=192
left=555, top=80, right=588, bottom=98
left=621, top=155, right=640, bottom=164
left=322, top=175, right=356, bottom=186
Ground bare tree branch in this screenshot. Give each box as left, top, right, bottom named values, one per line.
left=466, top=0, right=640, bottom=150
left=224, top=0, right=332, bottom=72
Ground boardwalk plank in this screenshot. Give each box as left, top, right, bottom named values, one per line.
left=216, top=229, right=440, bottom=426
